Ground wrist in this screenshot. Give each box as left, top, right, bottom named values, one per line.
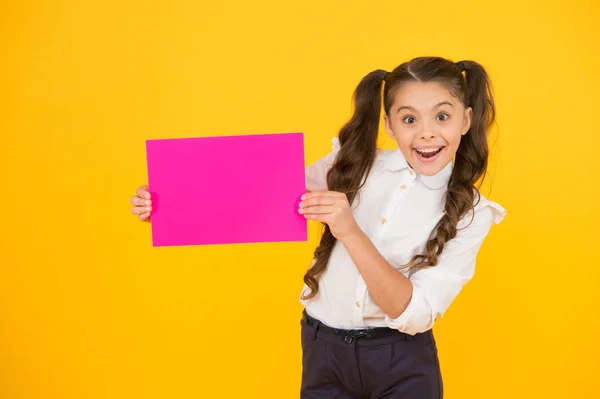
left=338, top=224, right=366, bottom=245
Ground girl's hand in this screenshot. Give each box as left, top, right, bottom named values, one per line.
left=130, top=184, right=152, bottom=222
left=298, top=191, right=361, bottom=240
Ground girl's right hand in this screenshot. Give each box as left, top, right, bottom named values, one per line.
left=130, top=184, right=152, bottom=222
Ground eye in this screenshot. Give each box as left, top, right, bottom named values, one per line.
left=402, top=116, right=416, bottom=124
left=436, top=113, right=449, bottom=121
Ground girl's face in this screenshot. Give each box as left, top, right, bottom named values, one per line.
left=384, top=81, right=472, bottom=176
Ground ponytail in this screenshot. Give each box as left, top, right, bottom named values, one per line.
left=405, top=59, right=496, bottom=270
left=301, top=69, right=387, bottom=300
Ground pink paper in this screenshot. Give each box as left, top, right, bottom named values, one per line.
left=145, top=132, right=307, bottom=246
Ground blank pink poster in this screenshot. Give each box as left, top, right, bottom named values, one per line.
left=145, top=132, right=307, bottom=246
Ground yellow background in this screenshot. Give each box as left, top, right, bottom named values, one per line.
left=1, top=0, right=599, bottom=398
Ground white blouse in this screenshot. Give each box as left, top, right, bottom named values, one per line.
left=300, top=138, right=506, bottom=335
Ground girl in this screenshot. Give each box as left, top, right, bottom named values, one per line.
left=130, top=56, right=505, bottom=399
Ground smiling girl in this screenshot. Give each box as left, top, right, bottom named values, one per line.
left=130, top=56, right=505, bottom=399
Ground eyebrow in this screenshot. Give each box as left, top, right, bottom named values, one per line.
left=396, top=101, right=454, bottom=113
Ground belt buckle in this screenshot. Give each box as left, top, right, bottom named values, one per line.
left=343, top=328, right=376, bottom=339
left=357, top=329, right=377, bottom=339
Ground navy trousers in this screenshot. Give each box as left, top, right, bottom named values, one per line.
left=300, top=311, right=443, bottom=399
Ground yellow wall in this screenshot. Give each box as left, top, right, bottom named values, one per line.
left=1, top=1, right=599, bottom=398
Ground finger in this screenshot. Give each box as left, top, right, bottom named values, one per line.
left=131, top=206, right=152, bottom=215
left=299, top=197, right=336, bottom=208
left=299, top=205, right=332, bottom=215
left=302, top=191, right=345, bottom=200
left=130, top=196, right=151, bottom=207
left=300, top=193, right=344, bottom=206
left=138, top=212, right=151, bottom=222
left=301, top=192, right=346, bottom=205
left=136, top=185, right=151, bottom=200
left=300, top=194, right=349, bottom=212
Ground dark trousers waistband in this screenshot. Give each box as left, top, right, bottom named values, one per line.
left=302, top=309, right=418, bottom=342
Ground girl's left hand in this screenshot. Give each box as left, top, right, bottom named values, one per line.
left=299, top=191, right=361, bottom=240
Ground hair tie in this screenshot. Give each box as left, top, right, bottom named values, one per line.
left=456, top=61, right=466, bottom=72
left=383, top=71, right=390, bottom=81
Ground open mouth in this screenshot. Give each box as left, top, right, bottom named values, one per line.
left=414, top=146, right=444, bottom=163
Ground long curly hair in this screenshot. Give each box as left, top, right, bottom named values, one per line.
left=301, top=56, right=496, bottom=300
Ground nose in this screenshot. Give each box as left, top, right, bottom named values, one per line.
left=419, top=120, right=438, bottom=140
left=419, top=130, right=438, bottom=140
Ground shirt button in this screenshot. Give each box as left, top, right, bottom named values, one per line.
left=409, top=170, right=414, bottom=175
left=356, top=301, right=361, bottom=308
left=400, top=185, right=407, bottom=190
left=381, top=218, right=387, bottom=224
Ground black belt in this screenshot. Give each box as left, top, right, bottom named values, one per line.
left=302, top=309, right=412, bottom=340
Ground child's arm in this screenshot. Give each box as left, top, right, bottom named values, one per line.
left=343, top=200, right=505, bottom=335
left=300, top=190, right=505, bottom=335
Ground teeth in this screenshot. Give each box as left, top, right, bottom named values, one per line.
left=417, top=147, right=441, bottom=153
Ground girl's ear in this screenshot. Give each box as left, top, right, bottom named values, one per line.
left=462, top=106, right=473, bottom=136
left=384, top=114, right=396, bottom=140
